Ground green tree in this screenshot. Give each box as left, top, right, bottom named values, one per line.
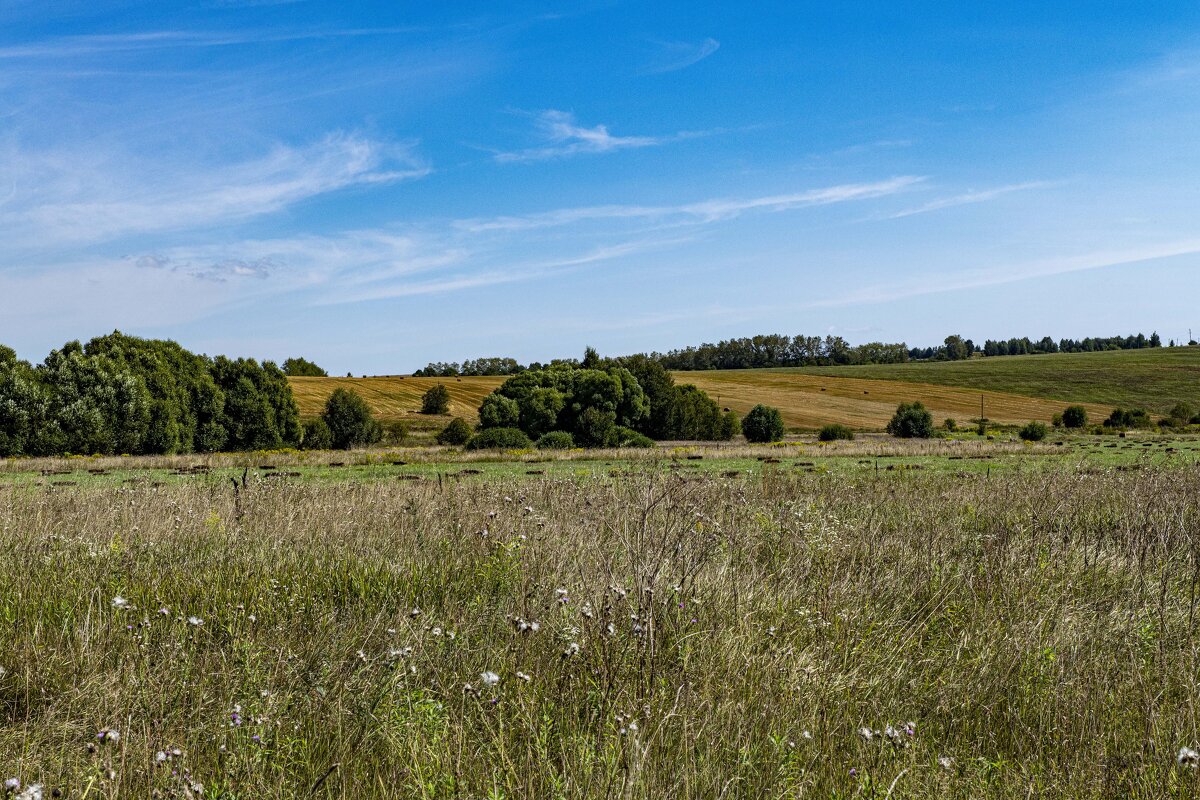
left=478, top=393, right=520, bottom=429
left=576, top=407, right=618, bottom=447
left=465, top=427, right=533, bottom=450
left=322, top=388, right=382, bottom=449
left=886, top=402, right=934, bottom=438
left=211, top=357, right=300, bottom=451
left=1019, top=421, right=1048, bottom=441
left=818, top=423, right=855, bottom=441
left=282, top=357, right=328, bottom=377
left=436, top=418, right=473, bottom=446
left=1061, top=406, right=1088, bottom=429
left=421, top=384, right=451, bottom=415
left=300, top=418, right=333, bottom=450
left=742, top=405, right=785, bottom=443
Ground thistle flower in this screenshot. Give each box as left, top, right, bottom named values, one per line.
left=938, top=755, right=954, bottom=771
left=187, top=616, right=203, bottom=627
left=857, top=726, right=874, bottom=741
left=4, top=778, right=19, bottom=792
left=111, top=596, right=129, bottom=610
left=97, top=728, right=120, bottom=744
left=480, top=671, right=500, bottom=687
left=1179, top=746, right=1200, bottom=767
left=562, top=642, right=580, bottom=658
left=14, top=785, right=41, bottom=800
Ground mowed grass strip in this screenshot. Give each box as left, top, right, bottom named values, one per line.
left=289, top=375, right=502, bottom=423
left=797, top=346, right=1200, bottom=413
left=673, top=370, right=1111, bottom=429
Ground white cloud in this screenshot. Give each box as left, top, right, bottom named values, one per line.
left=641, top=38, right=720, bottom=74
left=0, top=133, right=428, bottom=248
left=886, top=181, right=1055, bottom=219
left=493, top=110, right=693, bottom=163
left=458, top=176, right=926, bottom=232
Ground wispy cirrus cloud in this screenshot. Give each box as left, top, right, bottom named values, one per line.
left=885, top=180, right=1055, bottom=219
left=0, top=133, right=428, bottom=248
left=492, top=110, right=700, bottom=163
left=0, top=26, right=436, bottom=60
left=640, top=37, right=720, bottom=74
left=458, top=176, right=926, bottom=232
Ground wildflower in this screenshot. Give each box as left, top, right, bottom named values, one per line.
left=562, top=642, right=580, bottom=658
left=938, top=755, right=954, bottom=771
left=409, top=608, right=421, bottom=619
left=187, top=616, right=203, bottom=627
left=97, top=728, right=120, bottom=744
left=431, top=627, right=442, bottom=637
left=229, top=706, right=242, bottom=727
left=111, top=596, right=129, bottom=610
left=14, top=786, right=41, bottom=800
left=802, top=730, right=813, bottom=740
left=516, top=671, right=531, bottom=682
left=857, top=726, right=874, bottom=741
left=555, top=588, right=570, bottom=604
left=580, top=603, right=594, bottom=619
left=1179, top=746, right=1200, bottom=767
left=4, top=778, right=19, bottom=792
left=480, top=671, right=500, bottom=687
left=155, top=751, right=168, bottom=763
left=157, top=607, right=170, bottom=616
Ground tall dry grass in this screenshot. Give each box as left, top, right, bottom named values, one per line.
left=1, top=466, right=1199, bottom=797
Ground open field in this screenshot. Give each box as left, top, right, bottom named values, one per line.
left=673, top=370, right=1112, bottom=430
left=289, top=365, right=1120, bottom=432
left=799, top=347, right=1200, bottom=414
left=2, top=449, right=1200, bottom=798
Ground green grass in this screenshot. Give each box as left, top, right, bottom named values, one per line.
left=797, top=347, right=1200, bottom=414
left=3, top=456, right=1200, bottom=797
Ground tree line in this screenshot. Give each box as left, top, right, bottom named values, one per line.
left=911, top=332, right=1165, bottom=361
left=0, top=332, right=300, bottom=457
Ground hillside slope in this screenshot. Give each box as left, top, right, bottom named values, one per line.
left=796, top=347, right=1200, bottom=413
left=291, top=369, right=1113, bottom=431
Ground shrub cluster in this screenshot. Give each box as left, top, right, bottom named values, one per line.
left=742, top=405, right=786, bottom=443
left=817, top=423, right=855, bottom=442
left=436, top=418, right=474, bottom=446
left=1104, top=407, right=1152, bottom=429
left=1019, top=421, right=1049, bottom=442
left=886, top=402, right=934, bottom=438
left=421, top=384, right=451, bottom=415
left=466, top=427, right=533, bottom=451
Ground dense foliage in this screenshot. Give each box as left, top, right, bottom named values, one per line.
left=534, top=431, right=575, bottom=450
left=322, top=388, right=382, bottom=449
left=910, top=331, right=1163, bottom=361
left=1104, top=407, right=1153, bottom=429
left=282, top=357, right=328, bottom=377
left=0, top=332, right=300, bottom=456
left=817, top=423, right=855, bottom=442
left=436, top=418, right=474, bottom=446
left=476, top=354, right=738, bottom=447
left=638, top=334, right=908, bottom=371
left=1062, top=405, right=1089, bottom=429
left=742, top=405, right=785, bottom=443
left=413, top=357, right=526, bottom=377
left=886, top=402, right=935, bottom=438
left=465, top=427, right=533, bottom=450
left=421, top=384, right=451, bottom=415
left=1019, top=421, right=1049, bottom=441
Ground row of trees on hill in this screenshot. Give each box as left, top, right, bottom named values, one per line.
left=0, top=332, right=300, bottom=457
left=910, top=332, right=1165, bottom=361
left=644, top=335, right=909, bottom=370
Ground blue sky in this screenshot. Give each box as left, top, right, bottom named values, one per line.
left=2, top=1, right=1200, bottom=372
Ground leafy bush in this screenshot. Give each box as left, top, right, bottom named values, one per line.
left=300, top=418, right=332, bottom=450
left=1061, top=406, right=1088, bottom=429
left=1167, top=402, right=1195, bottom=427
left=436, top=418, right=473, bottom=446
left=478, top=393, right=520, bottom=429
left=535, top=431, right=575, bottom=450
left=742, top=405, right=785, bottom=443
left=575, top=407, right=618, bottom=448
left=719, top=410, right=741, bottom=440
left=886, top=402, right=934, bottom=438
left=465, top=427, right=533, bottom=450
left=944, top=418, right=957, bottom=431
left=322, top=388, right=382, bottom=449
left=421, top=384, right=451, bottom=415
left=1104, top=407, right=1152, bottom=429
left=282, top=357, right=327, bottom=377
left=615, top=427, right=655, bottom=448
left=1019, top=421, right=1048, bottom=441
left=380, top=420, right=408, bottom=445
left=817, top=423, right=855, bottom=442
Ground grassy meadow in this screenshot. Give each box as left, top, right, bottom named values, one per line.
left=799, top=347, right=1200, bottom=414
left=2, top=438, right=1200, bottom=797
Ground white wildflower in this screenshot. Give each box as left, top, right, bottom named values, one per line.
left=1179, top=746, right=1200, bottom=766
left=187, top=616, right=203, bottom=626
left=562, top=642, right=580, bottom=657
left=15, top=785, right=41, bottom=800
left=858, top=726, right=874, bottom=741
left=938, top=755, right=954, bottom=771
left=480, top=671, right=500, bottom=687
left=111, top=596, right=130, bottom=610
left=4, top=778, right=19, bottom=792
left=516, top=671, right=531, bottom=682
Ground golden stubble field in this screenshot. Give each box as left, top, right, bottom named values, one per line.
left=290, top=371, right=1112, bottom=430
